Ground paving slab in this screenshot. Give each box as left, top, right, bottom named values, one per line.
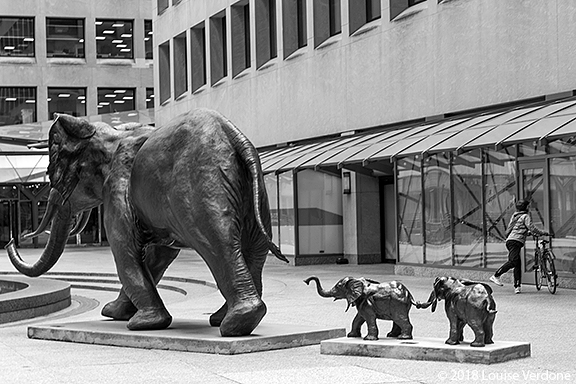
left=320, top=336, right=531, bottom=364
left=28, top=318, right=346, bottom=355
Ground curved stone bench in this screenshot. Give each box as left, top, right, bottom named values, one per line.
left=0, top=276, right=71, bottom=324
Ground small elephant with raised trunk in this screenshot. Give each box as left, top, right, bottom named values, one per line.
left=304, top=276, right=420, bottom=340
left=418, top=276, right=497, bottom=347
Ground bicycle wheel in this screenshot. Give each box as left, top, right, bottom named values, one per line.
left=534, top=261, right=542, bottom=291
left=543, top=253, right=557, bottom=294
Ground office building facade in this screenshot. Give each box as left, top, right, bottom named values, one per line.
left=156, top=0, right=576, bottom=286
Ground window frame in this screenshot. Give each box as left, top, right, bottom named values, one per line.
left=46, top=17, right=85, bottom=59
left=0, top=16, right=35, bottom=57
left=190, top=22, right=207, bottom=92
left=47, top=87, right=86, bottom=118
left=95, top=19, right=134, bottom=59
left=0, top=87, right=37, bottom=125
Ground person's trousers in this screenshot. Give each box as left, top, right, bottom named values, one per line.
left=495, top=240, right=524, bottom=287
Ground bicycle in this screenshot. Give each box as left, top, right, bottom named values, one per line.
left=532, top=235, right=558, bottom=294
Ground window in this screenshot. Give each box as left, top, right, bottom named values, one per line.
left=46, top=18, right=84, bottom=58
left=0, top=87, right=36, bottom=125
left=209, top=11, right=227, bottom=85
left=96, top=19, right=133, bottom=59
left=173, top=31, right=188, bottom=98
left=255, top=0, right=277, bottom=68
left=349, top=0, right=381, bottom=35
left=190, top=22, right=207, bottom=92
left=313, top=0, right=341, bottom=48
left=97, top=88, right=135, bottom=114
left=158, top=0, right=169, bottom=15
left=390, top=0, right=425, bottom=20
left=231, top=0, right=251, bottom=77
left=48, top=88, right=86, bottom=118
left=173, top=0, right=183, bottom=5
left=159, top=41, right=171, bottom=103
left=282, top=0, right=307, bottom=58
left=0, top=17, right=34, bottom=57
left=144, top=20, right=153, bottom=59
left=146, top=88, right=154, bottom=109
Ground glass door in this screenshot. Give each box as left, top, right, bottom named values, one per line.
left=0, top=200, right=16, bottom=248
left=519, top=161, right=548, bottom=284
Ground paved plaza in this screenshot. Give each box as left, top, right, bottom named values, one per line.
left=1, top=246, right=575, bottom=384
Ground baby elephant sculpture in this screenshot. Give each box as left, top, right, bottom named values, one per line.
left=6, top=109, right=287, bottom=337
left=304, top=276, right=420, bottom=340
left=418, top=276, right=497, bottom=347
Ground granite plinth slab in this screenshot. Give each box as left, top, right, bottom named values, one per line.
left=0, top=276, right=71, bottom=324
left=321, top=337, right=530, bottom=364
left=28, top=319, right=345, bottom=355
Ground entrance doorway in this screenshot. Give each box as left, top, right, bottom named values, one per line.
left=519, top=161, right=548, bottom=284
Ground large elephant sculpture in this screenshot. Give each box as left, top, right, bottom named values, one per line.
left=5, top=109, right=287, bottom=337
left=304, top=276, right=420, bottom=340
left=418, top=276, right=497, bottom=347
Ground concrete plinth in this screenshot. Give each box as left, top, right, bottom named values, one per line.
left=321, top=337, right=530, bottom=364
left=28, top=319, right=345, bottom=355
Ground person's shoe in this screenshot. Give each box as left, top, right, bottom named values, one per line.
left=489, top=275, right=504, bottom=286
left=515, top=286, right=521, bottom=294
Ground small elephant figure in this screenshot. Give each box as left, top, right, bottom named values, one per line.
left=418, top=276, right=497, bottom=347
left=6, top=109, right=287, bottom=337
left=304, top=276, right=420, bottom=340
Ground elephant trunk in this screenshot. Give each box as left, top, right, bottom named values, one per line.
left=5, top=189, right=73, bottom=277
left=416, top=290, right=438, bottom=312
left=304, top=276, right=337, bottom=298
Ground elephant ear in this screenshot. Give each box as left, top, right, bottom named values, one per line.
left=47, top=114, right=96, bottom=201
left=344, top=279, right=364, bottom=311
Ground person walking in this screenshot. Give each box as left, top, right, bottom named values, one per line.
left=489, top=199, right=550, bottom=294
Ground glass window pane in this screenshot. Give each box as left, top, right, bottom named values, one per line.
left=367, top=0, right=381, bottom=22
left=329, top=0, right=341, bottom=36
left=278, top=172, right=295, bottom=255
left=48, top=88, right=86, bottom=118
left=397, top=156, right=423, bottom=263
left=0, top=17, right=34, bottom=57
left=96, top=19, right=133, bottom=59
left=0, top=87, right=36, bottom=125
left=453, top=150, right=484, bottom=267
left=484, top=148, right=517, bottom=269
left=46, top=18, right=84, bottom=58
left=97, top=88, right=135, bottom=114
left=550, top=156, right=576, bottom=274
left=146, top=88, right=154, bottom=109
left=144, top=20, right=153, bottom=59
left=264, top=174, right=280, bottom=248
left=423, top=153, right=452, bottom=265
left=297, top=169, right=343, bottom=255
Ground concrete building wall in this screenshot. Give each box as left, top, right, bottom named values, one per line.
left=0, top=0, right=153, bottom=121
left=155, top=0, right=576, bottom=147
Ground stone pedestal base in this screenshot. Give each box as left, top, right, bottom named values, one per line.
left=321, top=337, right=530, bottom=364
left=28, top=319, right=345, bottom=355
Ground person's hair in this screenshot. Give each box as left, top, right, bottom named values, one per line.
left=516, top=199, right=530, bottom=212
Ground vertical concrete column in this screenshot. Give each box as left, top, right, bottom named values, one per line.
left=342, top=172, right=382, bottom=264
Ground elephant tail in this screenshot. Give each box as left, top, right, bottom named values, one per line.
left=221, top=115, right=289, bottom=263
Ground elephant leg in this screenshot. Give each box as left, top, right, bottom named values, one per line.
left=445, top=312, right=461, bottom=345
left=484, top=313, right=496, bottom=344
left=347, top=312, right=365, bottom=338
left=468, top=319, right=486, bottom=347
left=105, top=212, right=172, bottom=330
left=387, top=322, right=402, bottom=338
left=456, top=319, right=465, bottom=342
left=364, top=315, right=379, bottom=341
left=102, top=244, right=179, bottom=321
left=392, top=309, right=414, bottom=339
left=210, top=240, right=267, bottom=328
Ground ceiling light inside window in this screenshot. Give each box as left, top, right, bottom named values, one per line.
left=103, top=30, right=115, bottom=34
left=58, top=94, right=70, bottom=98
